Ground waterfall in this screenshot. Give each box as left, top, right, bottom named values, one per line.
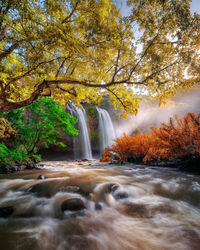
left=96, top=107, right=116, bottom=155
left=67, top=103, right=92, bottom=160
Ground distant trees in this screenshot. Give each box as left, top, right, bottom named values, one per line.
left=0, top=0, right=200, bottom=116
left=100, top=113, right=200, bottom=166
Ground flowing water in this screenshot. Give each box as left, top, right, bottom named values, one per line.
left=0, top=161, right=200, bottom=250
left=66, top=104, right=92, bottom=160
left=96, top=107, right=116, bottom=155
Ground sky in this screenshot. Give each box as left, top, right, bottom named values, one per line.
left=114, top=86, right=200, bottom=137
left=190, top=0, right=200, bottom=13
left=119, top=0, right=200, bottom=16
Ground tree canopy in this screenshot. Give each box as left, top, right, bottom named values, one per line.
left=0, top=0, right=200, bottom=116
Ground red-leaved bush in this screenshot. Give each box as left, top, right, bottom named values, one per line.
left=100, top=113, right=200, bottom=164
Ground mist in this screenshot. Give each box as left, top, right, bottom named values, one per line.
left=114, top=87, right=200, bottom=138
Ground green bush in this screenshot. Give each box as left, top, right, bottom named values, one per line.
left=0, top=143, right=27, bottom=167
left=0, top=97, right=78, bottom=167
left=86, top=107, right=98, bottom=120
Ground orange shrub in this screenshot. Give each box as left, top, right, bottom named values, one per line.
left=100, top=148, right=113, bottom=162
left=100, top=113, right=200, bottom=164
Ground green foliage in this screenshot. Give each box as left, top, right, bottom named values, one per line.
left=0, top=143, right=27, bottom=167
left=23, top=97, right=78, bottom=152
left=86, top=107, right=99, bottom=120
left=0, top=97, right=78, bottom=166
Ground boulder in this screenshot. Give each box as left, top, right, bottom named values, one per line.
left=81, top=159, right=89, bottom=162
left=94, top=203, right=102, bottom=211
left=109, top=160, right=124, bottom=165
left=0, top=206, right=14, bottom=218
left=0, top=165, right=21, bottom=174
left=37, top=175, right=47, bottom=180
left=106, top=183, right=120, bottom=194
left=25, top=161, right=37, bottom=170
left=38, top=164, right=45, bottom=167
left=61, top=198, right=86, bottom=212
left=27, top=183, right=55, bottom=197
left=114, top=192, right=129, bottom=200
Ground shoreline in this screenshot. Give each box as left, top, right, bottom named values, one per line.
left=0, top=157, right=199, bottom=175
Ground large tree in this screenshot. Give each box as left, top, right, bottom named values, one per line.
left=0, top=0, right=200, bottom=116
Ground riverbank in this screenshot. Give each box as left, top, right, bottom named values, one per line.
left=108, top=153, right=200, bottom=175
left=1, top=155, right=200, bottom=175
left=0, top=160, right=39, bottom=174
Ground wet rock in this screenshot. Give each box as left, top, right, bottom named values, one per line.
left=25, top=161, right=37, bottom=170
left=12, top=166, right=21, bottom=171
left=109, top=159, right=124, bottom=165
left=81, top=159, right=89, bottom=162
left=38, top=164, right=44, bottom=167
left=0, top=165, right=21, bottom=174
left=95, top=203, right=102, bottom=211
left=114, top=192, right=128, bottom=200
left=27, top=183, right=55, bottom=197
left=0, top=166, right=10, bottom=174
left=37, top=175, right=47, bottom=180
left=0, top=206, right=14, bottom=218
left=19, top=165, right=27, bottom=171
left=61, top=198, right=86, bottom=212
left=107, top=183, right=120, bottom=194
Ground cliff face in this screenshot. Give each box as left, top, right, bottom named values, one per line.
left=83, top=104, right=99, bottom=155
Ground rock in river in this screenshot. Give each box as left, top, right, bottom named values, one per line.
left=61, top=198, right=86, bottom=212
left=114, top=192, right=129, bottom=200
left=27, top=183, right=55, bottom=197
left=0, top=206, right=14, bottom=218
left=106, top=183, right=120, bottom=194
left=37, top=175, right=47, bottom=180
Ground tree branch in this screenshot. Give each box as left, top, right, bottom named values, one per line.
left=56, top=58, right=68, bottom=78
left=0, top=61, right=178, bottom=113
left=62, top=0, right=80, bottom=24
left=112, top=49, right=121, bottom=82
left=106, top=87, right=126, bottom=109
left=0, top=42, right=19, bottom=61
left=57, top=85, right=77, bottom=96
left=0, top=80, right=49, bottom=112
left=128, top=34, right=160, bottom=79
left=7, top=57, right=62, bottom=85
left=141, top=61, right=178, bottom=84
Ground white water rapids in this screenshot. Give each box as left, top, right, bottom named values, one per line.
left=0, top=161, right=200, bottom=250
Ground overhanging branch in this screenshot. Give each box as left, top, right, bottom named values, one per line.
left=0, top=61, right=178, bottom=113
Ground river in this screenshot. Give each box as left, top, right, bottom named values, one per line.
left=0, top=160, right=200, bottom=250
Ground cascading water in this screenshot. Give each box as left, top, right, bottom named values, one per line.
left=67, top=103, right=92, bottom=160
left=96, top=107, right=116, bottom=155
